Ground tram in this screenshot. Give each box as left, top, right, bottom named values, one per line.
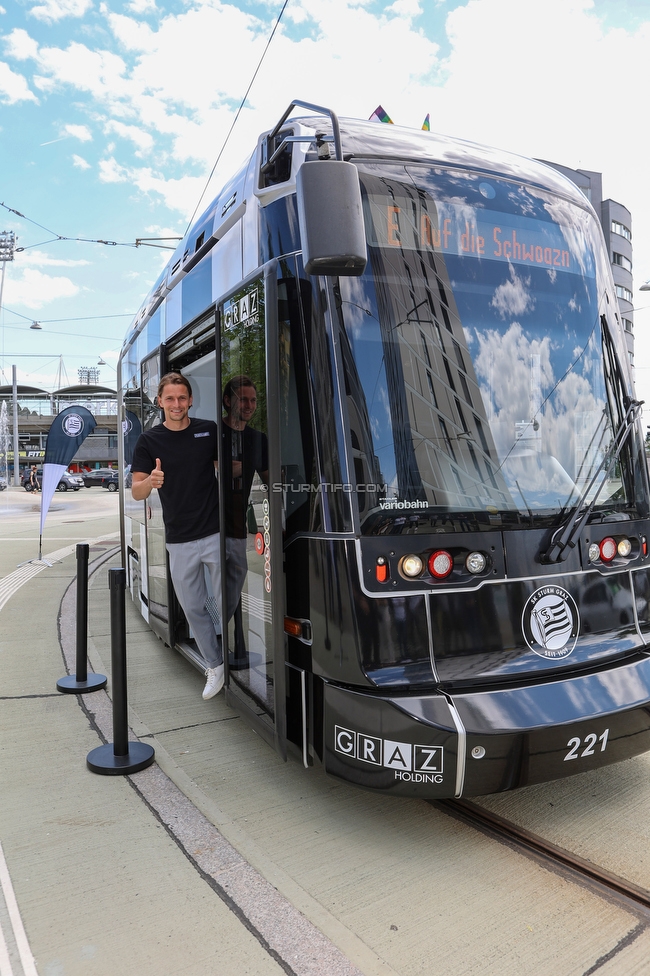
left=118, top=100, right=650, bottom=798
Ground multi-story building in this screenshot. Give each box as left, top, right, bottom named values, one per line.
left=538, top=161, right=634, bottom=365
left=0, top=382, right=118, bottom=478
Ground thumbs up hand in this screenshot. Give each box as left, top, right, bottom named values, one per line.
left=151, top=458, right=164, bottom=489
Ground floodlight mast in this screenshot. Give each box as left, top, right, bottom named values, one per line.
left=0, top=231, right=19, bottom=485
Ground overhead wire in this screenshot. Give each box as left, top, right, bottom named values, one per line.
left=0, top=202, right=180, bottom=251
left=1, top=305, right=132, bottom=324
left=184, top=0, right=290, bottom=235
left=1, top=1, right=290, bottom=255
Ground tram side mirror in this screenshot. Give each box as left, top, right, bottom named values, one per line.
left=296, top=160, right=367, bottom=276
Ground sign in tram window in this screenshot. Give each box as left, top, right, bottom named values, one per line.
left=363, top=188, right=596, bottom=279
left=222, top=284, right=260, bottom=331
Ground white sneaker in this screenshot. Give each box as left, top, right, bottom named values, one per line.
left=202, top=664, right=224, bottom=700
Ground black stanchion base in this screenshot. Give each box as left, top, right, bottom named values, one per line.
left=86, top=741, right=155, bottom=776
left=56, top=673, right=108, bottom=694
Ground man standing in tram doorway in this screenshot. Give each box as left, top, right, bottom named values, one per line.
left=130, top=371, right=224, bottom=700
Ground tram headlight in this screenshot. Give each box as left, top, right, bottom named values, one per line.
left=465, top=551, right=487, bottom=575
left=400, top=554, right=424, bottom=578
left=588, top=543, right=600, bottom=563
left=599, top=537, right=617, bottom=563
left=428, top=549, right=454, bottom=580
left=617, top=537, right=632, bottom=558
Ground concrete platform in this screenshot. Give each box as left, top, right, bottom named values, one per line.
left=1, top=489, right=649, bottom=975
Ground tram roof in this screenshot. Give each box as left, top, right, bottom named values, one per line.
left=300, top=115, right=589, bottom=206
left=124, top=111, right=593, bottom=346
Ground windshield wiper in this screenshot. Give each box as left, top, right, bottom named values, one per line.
left=541, top=397, right=643, bottom=564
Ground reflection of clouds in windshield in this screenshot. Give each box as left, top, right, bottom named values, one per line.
left=541, top=193, right=595, bottom=279
left=475, top=323, right=606, bottom=505
left=343, top=276, right=374, bottom=339
left=490, top=264, right=535, bottom=318
left=476, top=323, right=553, bottom=431
left=513, top=187, right=537, bottom=217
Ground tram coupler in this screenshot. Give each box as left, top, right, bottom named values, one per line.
left=57, top=543, right=107, bottom=694
left=87, top=568, right=155, bottom=775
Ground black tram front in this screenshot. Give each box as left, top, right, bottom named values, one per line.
left=119, top=107, right=650, bottom=798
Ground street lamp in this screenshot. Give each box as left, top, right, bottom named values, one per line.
left=640, top=281, right=650, bottom=292
left=0, top=231, right=18, bottom=484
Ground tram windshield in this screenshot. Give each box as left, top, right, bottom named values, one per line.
left=337, top=162, right=638, bottom=534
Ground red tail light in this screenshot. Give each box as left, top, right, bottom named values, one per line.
left=428, top=549, right=453, bottom=579
left=599, top=537, right=617, bottom=562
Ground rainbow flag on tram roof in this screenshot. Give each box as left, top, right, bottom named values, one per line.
left=422, top=114, right=431, bottom=131
left=369, top=105, right=393, bottom=124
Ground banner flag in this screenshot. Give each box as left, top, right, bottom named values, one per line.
left=122, top=409, right=142, bottom=469
left=368, top=105, right=393, bottom=124
left=40, top=406, right=96, bottom=539
left=422, top=114, right=430, bottom=131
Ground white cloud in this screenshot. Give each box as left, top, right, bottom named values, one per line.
left=4, top=268, right=79, bottom=308
left=3, top=28, right=39, bottom=60
left=127, top=0, right=156, bottom=11
left=64, top=122, right=92, bottom=141
left=32, top=42, right=130, bottom=103
left=385, top=0, right=422, bottom=18
left=15, top=250, right=90, bottom=268
left=0, top=61, right=37, bottom=103
left=98, top=156, right=127, bottom=183
left=28, top=0, right=93, bottom=22
left=104, top=119, right=153, bottom=153
left=72, top=153, right=91, bottom=169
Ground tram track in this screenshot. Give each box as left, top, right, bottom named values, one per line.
left=433, top=798, right=650, bottom=919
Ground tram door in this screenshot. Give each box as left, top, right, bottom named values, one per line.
left=141, top=351, right=170, bottom=643
left=219, top=274, right=285, bottom=753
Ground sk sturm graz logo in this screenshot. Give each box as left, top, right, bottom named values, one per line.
left=522, top=584, right=579, bottom=659
left=62, top=414, right=84, bottom=437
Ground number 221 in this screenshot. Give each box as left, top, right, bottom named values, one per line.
left=564, top=729, right=609, bottom=761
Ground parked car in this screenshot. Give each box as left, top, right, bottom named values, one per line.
left=82, top=467, right=117, bottom=487
left=0, top=477, right=6, bottom=491
left=56, top=471, right=84, bottom=492
left=101, top=470, right=119, bottom=492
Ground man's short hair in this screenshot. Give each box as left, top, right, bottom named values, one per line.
left=157, top=372, right=192, bottom=399
left=223, top=374, right=256, bottom=407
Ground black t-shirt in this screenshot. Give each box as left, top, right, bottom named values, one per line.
left=131, top=417, right=219, bottom=544
left=222, top=424, right=268, bottom=538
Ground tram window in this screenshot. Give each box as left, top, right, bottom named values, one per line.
left=300, top=262, right=350, bottom=533
left=331, top=162, right=645, bottom=531
left=182, top=256, right=212, bottom=326
left=260, top=195, right=301, bottom=264
left=136, top=309, right=161, bottom=364
left=122, top=340, right=138, bottom=389
left=278, top=274, right=318, bottom=535
left=142, top=354, right=162, bottom=431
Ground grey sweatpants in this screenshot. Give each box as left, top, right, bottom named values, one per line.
left=166, top=532, right=247, bottom=669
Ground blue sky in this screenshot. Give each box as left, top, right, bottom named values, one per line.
left=1, top=0, right=650, bottom=416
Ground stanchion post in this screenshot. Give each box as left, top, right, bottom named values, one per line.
left=87, top=568, right=155, bottom=775
left=110, top=567, right=128, bottom=757
left=57, top=543, right=107, bottom=694
left=76, top=543, right=89, bottom=683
